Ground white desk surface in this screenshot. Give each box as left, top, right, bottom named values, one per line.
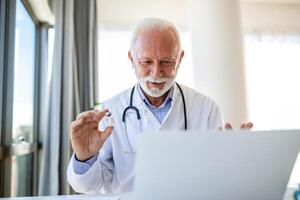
left=0, top=193, right=132, bottom=200
left=0, top=193, right=129, bottom=200
left=0, top=188, right=296, bottom=200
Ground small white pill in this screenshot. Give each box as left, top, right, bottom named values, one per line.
left=98, top=112, right=115, bottom=132
left=98, top=112, right=114, bottom=131
left=105, top=112, right=114, bottom=127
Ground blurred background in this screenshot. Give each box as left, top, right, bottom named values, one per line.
left=0, top=0, right=299, bottom=197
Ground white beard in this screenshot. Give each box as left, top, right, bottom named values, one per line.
left=135, top=66, right=178, bottom=97
left=138, top=76, right=175, bottom=97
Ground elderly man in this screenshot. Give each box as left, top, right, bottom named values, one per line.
left=67, top=18, right=252, bottom=194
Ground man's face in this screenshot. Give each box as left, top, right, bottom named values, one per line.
left=129, top=29, right=184, bottom=97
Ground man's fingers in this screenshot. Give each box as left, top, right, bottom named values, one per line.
left=71, top=114, right=102, bottom=134
left=95, top=109, right=109, bottom=120
left=246, top=122, right=253, bottom=129
left=99, top=126, right=113, bottom=143
left=240, top=122, right=253, bottom=129
left=76, top=110, right=93, bottom=120
left=84, top=115, right=102, bottom=123
left=70, top=119, right=85, bottom=130
left=240, top=123, right=246, bottom=129
left=76, top=109, right=109, bottom=121
left=73, top=122, right=98, bottom=133
left=225, top=123, right=233, bottom=130
left=224, top=122, right=254, bottom=130
left=85, top=109, right=109, bottom=123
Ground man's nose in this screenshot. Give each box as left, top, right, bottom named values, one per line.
left=150, top=62, right=163, bottom=78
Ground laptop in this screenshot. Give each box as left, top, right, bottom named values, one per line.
left=134, top=130, right=300, bottom=200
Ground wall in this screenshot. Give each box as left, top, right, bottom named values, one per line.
left=97, top=0, right=300, bottom=32
left=97, top=0, right=188, bottom=30
left=241, top=2, right=300, bottom=33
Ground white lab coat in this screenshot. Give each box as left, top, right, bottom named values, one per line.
left=67, top=84, right=223, bottom=194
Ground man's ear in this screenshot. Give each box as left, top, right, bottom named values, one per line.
left=179, top=50, right=185, bottom=63
left=128, top=51, right=133, bottom=63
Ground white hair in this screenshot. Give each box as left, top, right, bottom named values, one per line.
left=129, top=18, right=182, bottom=54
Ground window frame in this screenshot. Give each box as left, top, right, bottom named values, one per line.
left=0, top=1, right=5, bottom=195
left=0, top=0, right=17, bottom=196
left=0, top=0, right=50, bottom=197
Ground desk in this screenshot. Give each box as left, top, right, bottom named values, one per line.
left=0, top=188, right=296, bottom=200
left=0, top=193, right=131, bottom=200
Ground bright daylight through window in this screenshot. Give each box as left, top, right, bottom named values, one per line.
left=244, top=33, right=300, bottom=186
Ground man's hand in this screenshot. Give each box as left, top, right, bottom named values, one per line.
left=225, top=122, right=253, bottom=130
left=69, top=109, right=113, bottom=161
left=219, top=122, right=254, bottom=130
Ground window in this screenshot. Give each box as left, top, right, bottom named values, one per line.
left=0, top=0, right=44, bottom=196
left=98, top=30, right=194, bottom=102
left=244, top=34, right=300, bottom=130
left=244, top=33, right=300, bottom=186
left=48, top=28, right=55, bottom=86
left=10, top=0, right=37, bottom=196
left=12, top=0, right=36, bottom=145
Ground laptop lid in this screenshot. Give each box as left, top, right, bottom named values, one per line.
left=134, top=130, right=300, bottom=200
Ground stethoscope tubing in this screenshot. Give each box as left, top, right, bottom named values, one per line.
left=122, top=82, right=187, bottom=153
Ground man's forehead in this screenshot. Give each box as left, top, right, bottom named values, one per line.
left=135, top=51, right=177, bottom=60
left=132, top=30, right=179, bottom=58
left=135, top=29, right=177, bottom=43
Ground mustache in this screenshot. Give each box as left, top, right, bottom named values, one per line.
left=140, top=76, right=171, bottom=83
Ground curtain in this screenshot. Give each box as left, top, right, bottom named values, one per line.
left=38, top=0, right=98, bottom=195
left=74, top=0, right=99, bottom=109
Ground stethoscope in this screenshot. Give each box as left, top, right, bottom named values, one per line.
left=122, top=82, right=187, bottom=153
